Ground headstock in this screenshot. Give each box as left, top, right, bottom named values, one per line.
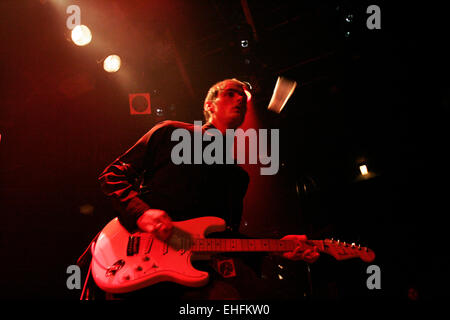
left=321, top=238, right=376, bottom=262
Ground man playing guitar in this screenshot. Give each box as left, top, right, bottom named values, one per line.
left=93, top=79, right=320, bottom=299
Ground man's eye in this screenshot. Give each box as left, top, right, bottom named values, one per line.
left=227, top=92, right=234, bottom=97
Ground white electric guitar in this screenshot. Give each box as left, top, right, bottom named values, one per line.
left=91, top=216, right=375, bottom=294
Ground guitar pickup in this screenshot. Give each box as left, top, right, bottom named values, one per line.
left=127, top=235, right=140, bottom=256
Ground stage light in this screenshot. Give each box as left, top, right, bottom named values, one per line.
left=103, top=55, right=121, bottom=73
left=345, top=14, right=354, bottom=23
left=359, top=164, right=369, bottom=176
left=241, top=40, right=249, bottom=48
left=268, top=77, right=297, bottom=113
left=155, top=107, right=164, bottom=116
left=129, top=93, right=151, bottom=115
left=71, top=25, right=92, bottom=46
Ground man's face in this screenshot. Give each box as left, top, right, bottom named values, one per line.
left=207, top=82, right=247, bottom=129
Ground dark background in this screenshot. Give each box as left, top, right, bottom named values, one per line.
left=1, top=0, right=449, bottom=299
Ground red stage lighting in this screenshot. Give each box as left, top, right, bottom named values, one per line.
left=129, top=93, right=151, bottom=115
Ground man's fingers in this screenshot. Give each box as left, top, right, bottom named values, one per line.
left=153, top=221, right=173, bottom=241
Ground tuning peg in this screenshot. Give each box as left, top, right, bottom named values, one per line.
left=351, top=243, right=356, bottom=248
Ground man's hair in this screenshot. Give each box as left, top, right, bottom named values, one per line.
left=203, top=78, right=247, bottom=122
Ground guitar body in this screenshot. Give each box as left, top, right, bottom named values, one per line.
left=91, top=216, right=227, bottom=294
left=91, top=216, right=375, bottom=294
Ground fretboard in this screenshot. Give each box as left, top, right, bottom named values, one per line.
left=190, top=238, right=299, bottom=253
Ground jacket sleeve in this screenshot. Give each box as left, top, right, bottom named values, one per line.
left=98, top=122, right=169, bottom=231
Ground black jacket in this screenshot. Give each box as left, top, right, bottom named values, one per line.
left=98, top=120, right=249, bottom=233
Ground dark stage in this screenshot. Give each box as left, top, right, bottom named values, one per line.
left=1, top=0, right=449, bottom=302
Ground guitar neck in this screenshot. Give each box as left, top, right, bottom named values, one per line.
left=172, top=235, right=375, bottom=262
left=190, top=238, right=323, bottom=253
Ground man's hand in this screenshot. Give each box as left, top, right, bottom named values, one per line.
left=280, top=235, right=320, bottom=263
left=137, top=209, right=173, bottom=241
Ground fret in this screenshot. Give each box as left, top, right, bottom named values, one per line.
left=230, top=239, right=236, bottom=252
left=252, top=239, right=258, bottom=251
left=192, top=239, right=198, bottom=251
left=215, top=239, right=221, bottom=252
left=236, top=239, right=242, bottom=251
left=277, top=240, right=284, bottom=251
left=248, top=239, right=254, bottom=251
left=262, top=239, right=268, bottom=251
left=270, top=239, right=277, bottom=251
left=278, top=240, right=287, bottom=251
left=255, top=240, right=262, bottom=251
left=242, top=239, right=248, bottom=251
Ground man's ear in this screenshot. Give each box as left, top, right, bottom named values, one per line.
left=204, top=101, right=215, bottom=113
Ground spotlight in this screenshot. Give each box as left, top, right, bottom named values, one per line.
left=268, top=76, right=297, bottom=113
left=241, top=40, right=249, bottom=48
left=103, top=55, right=121, bottom=73
left=71, top=25, right=92, bottom=46
left=359, top=164, right=369, bottom=176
